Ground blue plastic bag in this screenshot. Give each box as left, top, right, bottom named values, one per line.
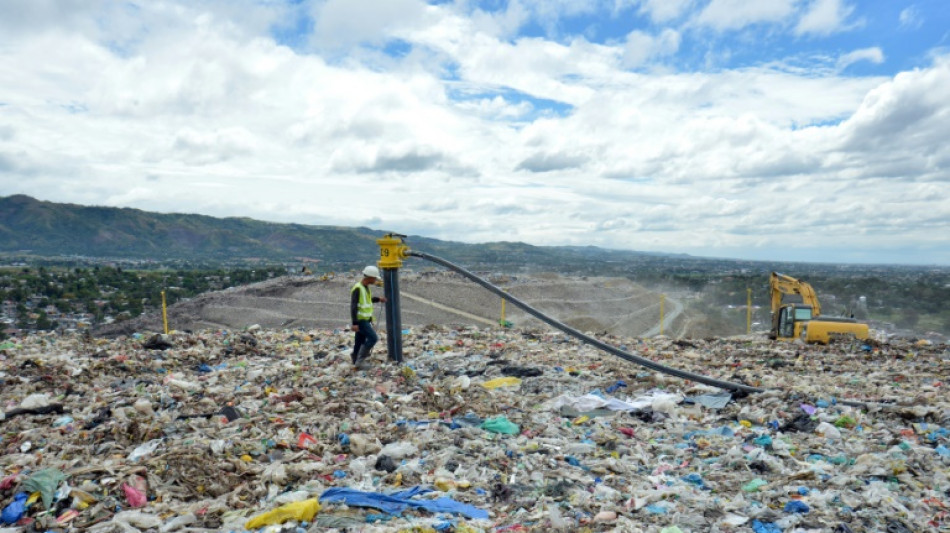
left=784, top=500, right=810, bottom=513
left=751, top=519, right=782, bottom=533
left=1, top=492, right=28, bottom=525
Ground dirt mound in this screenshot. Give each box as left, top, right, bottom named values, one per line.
left=96, top=271, right=681, bottom=338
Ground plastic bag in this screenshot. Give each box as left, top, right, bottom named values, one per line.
left=123, top=475, right=148, bottom=508
left=379, top=441, right=418, bottom=459
left=481, top=416, right=520, bottom=435
left=752, top=520, right=782, bottom=533
left=1, top=493, right=28, bottom=525
left=816, top=421, right=842, bottom=440
left=481, top=377, right=521, bottom=389
left=128, top=439, right=163, bottom=462
left=22, top=468, right=66, bottom=510
left=349, top=434, right=381, bottom=456
left=244, top=498, right=321, bottom=529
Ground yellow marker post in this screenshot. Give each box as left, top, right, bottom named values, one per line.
left=377, top=234, right=410, bottom=269
left=376, top=234, right=410, bottom=362
left=659, top=294, right=665, bottom=336
left=161, top=290, right=169, bottom=334
left=746, top=288, right=752, bottom=334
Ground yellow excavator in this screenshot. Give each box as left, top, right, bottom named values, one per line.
left=769, top=272, right=869, bottom=344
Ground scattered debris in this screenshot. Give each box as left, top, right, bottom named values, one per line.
left=0, top=326, right=948, bottom=532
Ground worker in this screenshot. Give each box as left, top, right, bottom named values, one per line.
left=350, top=265, right=386, bottom=367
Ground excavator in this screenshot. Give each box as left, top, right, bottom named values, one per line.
left=769, top=272, right=869, bottom=344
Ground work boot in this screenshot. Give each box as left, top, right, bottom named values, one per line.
left=355, top=345, right=373, bottom=368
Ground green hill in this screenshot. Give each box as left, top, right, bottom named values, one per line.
left=0, top=194, right=383, bottom=262
left=0, top=194, right=670, bottom=269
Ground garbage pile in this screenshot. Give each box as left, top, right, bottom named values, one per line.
left=1, top=326, right=948, bottom=532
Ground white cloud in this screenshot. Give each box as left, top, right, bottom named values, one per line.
left=0, top=1, right=948, bottom=265
left=794, top=0, right=857, bottom=36
left=516, top=0, right=602, bottom=33
left=694, top=0, right=799, bottom=31
left=838, top=55, right=950, bottom=156
left=836, top=47, right=885, bottom=71
left=0, top=0, right=106, bottom=36
left=636, top=0, right=695, bottom=23
left=899, top=6, right=923, bottom=29
left=623, top=29, right=681, bottom=68
left=468, top=1, right=531, bottom=39
left=310, top=0, right=429, bottom=49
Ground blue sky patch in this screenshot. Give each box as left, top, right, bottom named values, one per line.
left=383, top=39, right=413, bottom=59
left=448, top=86, right=574, bottom=121
left=270, top=10, right=313, bottom=50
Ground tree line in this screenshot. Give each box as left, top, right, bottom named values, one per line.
left=0, top=265, right=286, bottom=334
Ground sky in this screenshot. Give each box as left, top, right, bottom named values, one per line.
left=1, top=0, right=949, bottom=266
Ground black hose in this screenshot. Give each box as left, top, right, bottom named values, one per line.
left=409, top=250, right=765, bottom=394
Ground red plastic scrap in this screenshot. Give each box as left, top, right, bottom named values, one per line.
left=297, top=432, right=318, bottom=449
left=0, top=473, right=18, bottom=490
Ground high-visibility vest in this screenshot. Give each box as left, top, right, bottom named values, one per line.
left=351, top=281, right=374, bottom=321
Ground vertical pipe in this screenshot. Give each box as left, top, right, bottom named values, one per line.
left=659, top=294, right=665, bottom=336
left=161, top=290, right=169, bottom=334
left=747, top=288, right=752, bottom=334
left=382, top=267, right=403, bottom=363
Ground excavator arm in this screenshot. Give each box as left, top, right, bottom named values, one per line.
left=770, top=272, right=821, bottom=317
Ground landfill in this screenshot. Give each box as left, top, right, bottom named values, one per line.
left=1, top=324, right=948, bottom=532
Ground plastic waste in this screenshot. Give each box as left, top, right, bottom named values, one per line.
left=549, top=505, right=569, bottom=529
left=158, top=513, right=196, bottom=532
left=112, top=510, right=162, bottom=529
left=816, top=421, right=842, bottom=439
left=52, top=415, right=74, bottom=427
left=375, top=455, right=398, bottom=473
left=20, top=393, right=52, bottom=409
left=22, top=468, right=66, bottom=510
left=123, top=481, right=147, bottom=508
left=244, top=498, right=321, bottom=529
left=481, top=416, right=520, bottom=434
left=379, top=441, right=418, bottom=459
left=349, top=434, right=381, bottom=455
left=481, top=377, right=522, bottom=389
left=128, top=439, right=163, bottom=462
left=784, top=500, right=810, bottom=513
left=1, top=493, right=27, bottom=525
left=752, top=520, right=782, bottom=533
left=1, top=320, right=948, bottom=531
left=320, top=487, right=489, bottom=519
left=297, top=432, right=318, bottom=449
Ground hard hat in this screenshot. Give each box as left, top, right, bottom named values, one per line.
left=362, top=265, right=380, bottom=279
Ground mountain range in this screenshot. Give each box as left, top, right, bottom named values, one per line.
left=0, top=194, right=677, bottom=270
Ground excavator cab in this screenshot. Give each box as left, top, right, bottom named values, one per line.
left=774, top=303, right=813, bottom=340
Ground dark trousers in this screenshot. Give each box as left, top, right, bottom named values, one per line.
left=352, top=320, right=378, bottom=357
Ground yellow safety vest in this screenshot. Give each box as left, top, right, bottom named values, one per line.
left=351, top=281, right=374, bottom=321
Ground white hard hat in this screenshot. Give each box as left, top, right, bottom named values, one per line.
left=362, top=265, right=380, bottom=278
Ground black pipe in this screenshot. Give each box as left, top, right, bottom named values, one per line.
left=409, top=250, right=764, bottom=394
left=382, top=267, right=403, bottom=362
left=407, top=251, right=900, bottom=410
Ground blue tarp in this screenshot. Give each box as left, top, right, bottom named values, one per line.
left=319, top=486, right=490, bottom=520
